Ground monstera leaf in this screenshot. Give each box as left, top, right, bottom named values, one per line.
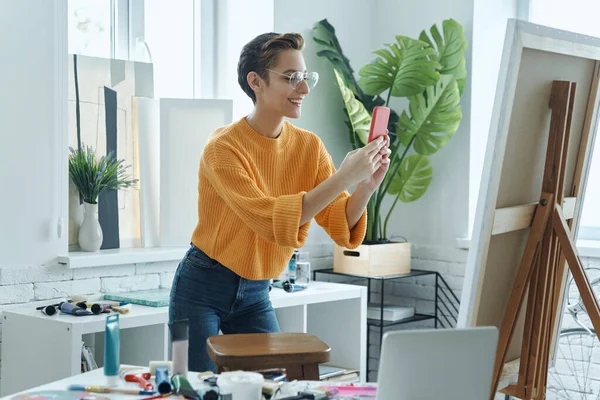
left=419, top=19, right=468, bottom=95
left=312, top=19, right=359, bottom=95
left=388, top=154, right=433, bottom=202
left=358, top=36, right=441, bottom=98
left=397, top=74, right=462, bottom=155
left=312, top=19, right=399, bottom=133
left=334, top=69, right=371, bottom=146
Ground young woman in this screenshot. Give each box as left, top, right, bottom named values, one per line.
left=168, top=32, right=390, bottom=373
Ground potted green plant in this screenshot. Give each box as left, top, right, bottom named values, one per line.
left=68, top=145, right=138, bottom=251
left=313, top=18, right=467, bottom=275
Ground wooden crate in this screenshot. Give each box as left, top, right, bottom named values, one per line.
left=333, top=242, right=411, bottom=276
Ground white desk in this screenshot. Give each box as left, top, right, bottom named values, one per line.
left=0, top=364, right=374, bottom=400
left=0, top=365, right=206, bottom=400
left=1, top=281, right=367, bottom=397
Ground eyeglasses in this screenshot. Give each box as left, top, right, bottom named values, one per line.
left=266, top=69, right=319, bottom=90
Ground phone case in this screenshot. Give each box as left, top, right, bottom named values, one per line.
left=368, top=106, right=390, bottom=143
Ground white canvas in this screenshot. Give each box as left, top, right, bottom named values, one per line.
left=158, top=99, right=234, bottom=247
left=458, top=18, right=600, bottom=378
left=133, top=98, right=160, bottom=248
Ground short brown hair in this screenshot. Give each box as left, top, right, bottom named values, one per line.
left=237, top=32, right=305, bottom=103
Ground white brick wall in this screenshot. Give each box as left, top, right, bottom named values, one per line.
left=34, top=278, right=101, bottom=301
left=101, top=274, right=161, bottom=293
left=0, top=284, right=34, bottom=305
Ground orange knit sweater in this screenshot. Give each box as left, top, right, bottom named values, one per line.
left=191, top=117, right=367, bottom=280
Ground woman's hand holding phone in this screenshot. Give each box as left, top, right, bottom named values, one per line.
left=338, top=135, right=390, bottom=189
left=360, top=133, right=391, bottom=191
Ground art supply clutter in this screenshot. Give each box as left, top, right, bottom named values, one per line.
left=37, top=287, right=372, bottom=400
left=60, top=311, right=374, bottom=399
left=35, top=296, right=131, bottom=317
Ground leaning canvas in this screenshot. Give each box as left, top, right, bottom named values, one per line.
left=458, top=19, right=600, bottom=396
left=67, top=55, right=154, bottom=250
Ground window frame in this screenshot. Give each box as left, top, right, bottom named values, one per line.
left=68, top=0, right=216, bottom=98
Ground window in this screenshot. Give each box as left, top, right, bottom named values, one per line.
left=68, top=0, right=112, bottom=58
left=530, top=0, right=600, bottom=241
left=143, top=0, right=197, bottom=98
left=67, top=0, right=212, bottom=98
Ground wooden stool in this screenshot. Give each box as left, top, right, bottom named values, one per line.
left=206, top=332, right=331, bottom=380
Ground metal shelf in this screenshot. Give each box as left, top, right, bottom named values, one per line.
left=313, top=267, right=460, bottom=380
left=367, top=313, right=435, bottom=328
left=313, top=268, right=436, bottom=280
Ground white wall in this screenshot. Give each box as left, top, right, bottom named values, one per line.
left=0, top=0, right=68, bottom=268
left=216, top=0, right=275, bottom=119
left=469, top=0, right=519, bottom=238
left=369, top=0, right=473, bottom=251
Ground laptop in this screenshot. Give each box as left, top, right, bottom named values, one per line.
left=376, top=326, right=499, bottom=400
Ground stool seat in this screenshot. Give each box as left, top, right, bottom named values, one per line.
left=206, top=332, right=331, bottom=380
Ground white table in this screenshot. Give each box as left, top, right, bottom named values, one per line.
left=0, top=364, right=373, bottom=400
left=1, top=281, right=367, bottom=396
left=0, top=365, right=208, bottom=400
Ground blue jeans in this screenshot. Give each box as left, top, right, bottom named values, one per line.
left=168, top=244, right=280, bottom=373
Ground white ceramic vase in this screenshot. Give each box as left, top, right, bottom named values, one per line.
left=78, top=201, right=103, bottom=252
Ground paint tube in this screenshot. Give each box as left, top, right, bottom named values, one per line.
left=91, top=303, right=112, bottom=315
left=171, top=373, right=199, bottom=399
left=155, top=365, right=172, bottom=394
left=60, top=302, right=93, bottom=316
left=104, top=314, right=120, bottom=386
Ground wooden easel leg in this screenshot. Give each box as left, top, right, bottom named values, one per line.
left=544, top=75, right=596, bottom=392
left=492, top=80, right=575, bottom=400
left=554, top=204, right=600, bottom=336
left=529, top=82, right=576, bottom=397
left=489, top=193, right=554, bottom=400
left=518, top=242, right=542, bottom=397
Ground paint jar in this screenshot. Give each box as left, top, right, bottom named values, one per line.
left=217, top=371, right=264, bottom=400
left=287, top=249, right=299, bottom=283
left=295, top=251, right=311, bottom=286
left=171, top=319, right=189, bottom=376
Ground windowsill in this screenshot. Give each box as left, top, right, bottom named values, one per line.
left=57, top=247, right=188, bottom=269
left=575, top=240, right=600, bottom=258
left=456, top=237, right=600, bottom=258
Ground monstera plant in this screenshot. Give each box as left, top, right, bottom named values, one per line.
left=313, top=18, right=467, bottom=243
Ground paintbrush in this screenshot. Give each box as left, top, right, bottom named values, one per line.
left=110, top=303, right=131, bottom=314
left=67, top=384, right=155, bottom=396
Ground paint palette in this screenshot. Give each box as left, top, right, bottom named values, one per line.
left=12, top=391, right=110, bottom=400
left=104, top=288, right=170, bottom=307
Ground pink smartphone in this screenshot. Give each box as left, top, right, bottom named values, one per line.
left=368, top=106, right=390, bottom=143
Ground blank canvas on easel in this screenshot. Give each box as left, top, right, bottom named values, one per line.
left=458, top=18, right=600, bottom=389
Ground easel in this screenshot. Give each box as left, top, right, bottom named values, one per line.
left=490, top=80, right=600, bottom=400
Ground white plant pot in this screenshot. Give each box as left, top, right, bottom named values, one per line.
left=78, top=201, right=103, bottom=252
